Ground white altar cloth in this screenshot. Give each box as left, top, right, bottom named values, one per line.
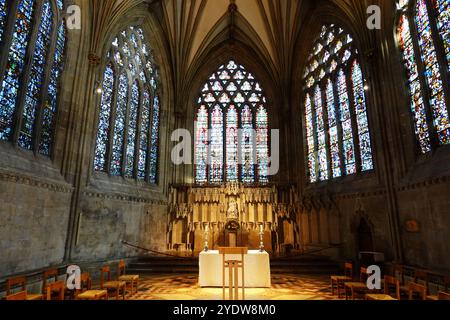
left=199, top=250, right=271, bottom=288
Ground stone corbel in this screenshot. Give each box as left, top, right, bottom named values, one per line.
left=88, top=52, right=101, bottom=66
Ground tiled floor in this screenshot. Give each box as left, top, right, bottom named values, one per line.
left=123, top=274, right=341, bottom=300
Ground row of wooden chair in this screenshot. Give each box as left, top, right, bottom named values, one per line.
left=331, top=262, right=450, bottom=300
left=3, top=261, right=139, bottom=301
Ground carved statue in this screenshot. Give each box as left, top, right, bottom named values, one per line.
left=227, top=198, right=239, bottom=220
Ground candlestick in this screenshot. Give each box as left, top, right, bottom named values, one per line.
left=204, top=224, right=209, bottom=252
left=258, top=223, right=265, bottom=252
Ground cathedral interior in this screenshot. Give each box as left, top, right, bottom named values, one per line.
left=0, top=0, right=449, bottom=301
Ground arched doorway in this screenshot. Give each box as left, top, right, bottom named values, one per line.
left=357, top=218, right=374, bottom=253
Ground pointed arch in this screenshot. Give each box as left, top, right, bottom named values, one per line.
left=302, top=24, right=374, bottom=184
left=94, top=25, right=161, bottom=184
left=194, top=60, right=270, bottom=185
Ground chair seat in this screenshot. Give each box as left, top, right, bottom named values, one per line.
left=399, top=285, right=409, bottom=292
left=119, top=275, right=139, bottom=282
left=26, top=294, right=44, bottom=301
left=331, top=276, right=352, bottom=281
left=366, top=294, right=397, bottom=301
left=103, top=281, right=126, bottom=289
left=426, top=295, right=438, bottom=301
left=77, top=290, right=108, bottom=300
left=345, top=282, right=367, bottom=289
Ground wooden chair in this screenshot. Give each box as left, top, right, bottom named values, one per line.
left=344, top=267, right=373, bottom=300
left=400, top=269, right=428, bottom=299
left=366, top=275, right=400, bottom=300
left=46, top=281, right=65, bottom=300
left=438, top=292, right=450, bottom=300
left=76, top=273, right=108, bottom=301
left=413, top=270, right=429, bottom=292
left=6, top=291, right=28, bottom=301
left=427, top=276, right=450, bottom=300
left=6, top=276, right=43, bottom=300
left=42, top=268, right=59, bottom=295
left=100, top=266, right=126, bottom=300
left=117, top=260, right=139, bottom=294
left=330, top=262, right=353, bottom=298
left=392, top=264, right=405, bottom=286
left=408, top=282, right=427, bottom=300
left=219, top=247, right=248, bottom=301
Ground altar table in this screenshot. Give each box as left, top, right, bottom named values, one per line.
left=199, top=250, right=271, bottom=288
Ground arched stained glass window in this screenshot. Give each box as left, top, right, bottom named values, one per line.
left=302, top=24, right=374, bottom=184
left=195, top=60, right=270, bottom=185
left=94, top=26, right=161, bottom=184
left=0, top=0, right=66, bottom=156
left=397, top=0, right=450, bottom=153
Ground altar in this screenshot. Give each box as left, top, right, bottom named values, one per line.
left=199, top=250, right=271, bottom=288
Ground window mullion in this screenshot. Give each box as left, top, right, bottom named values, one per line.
left=12, top=0, right=43, bottom=147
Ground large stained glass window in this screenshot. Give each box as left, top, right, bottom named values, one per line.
left=0, top=0, right=66, bottom=156
left=397, top=0, right=450, bottom=153
left=195, top=60, right=270, bottom=185
left=302, top=24, right=374, bottom=184
left=94, top=26, right=161, bottom=184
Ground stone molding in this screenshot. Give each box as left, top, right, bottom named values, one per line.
left=0, top=169, right=73, bottom=194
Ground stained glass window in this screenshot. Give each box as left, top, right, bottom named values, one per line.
left=19, top=1, right=53, bottom=150
left=326, top=79, right=342, bottom=178
left=125, top=81, right=140, bottom=178
left=0, top=0, right=7, bottom=43
left=256, top=106, right=269, bottom=183
left=149, top=96, right=160, bottom=183
left=241, top=105, right=255, bottom=183
left=94, top=26, right=161, bottom=184
left=210, top=105, right=224, bottom=183
left=195, top=106, right=208, bottom=184
left=305, top=94, right=317, bottom=183
left=352, top=61, right=374, bottom=171
left=314, top=85, right=329, bottom=181
left=195, top=60, right=270, bottom=184
left=226, top=106, right=238, bottom=182
left=397, top=0, right=450, bottom=152
left=0, top=0, right=66, bottom=155
left=303, top=24, right=374, bottom=183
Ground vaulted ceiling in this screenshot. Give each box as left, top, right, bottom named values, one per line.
left=158, top=0, right=304, bottom=69
left=89, top=0, right=371, bottom=107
